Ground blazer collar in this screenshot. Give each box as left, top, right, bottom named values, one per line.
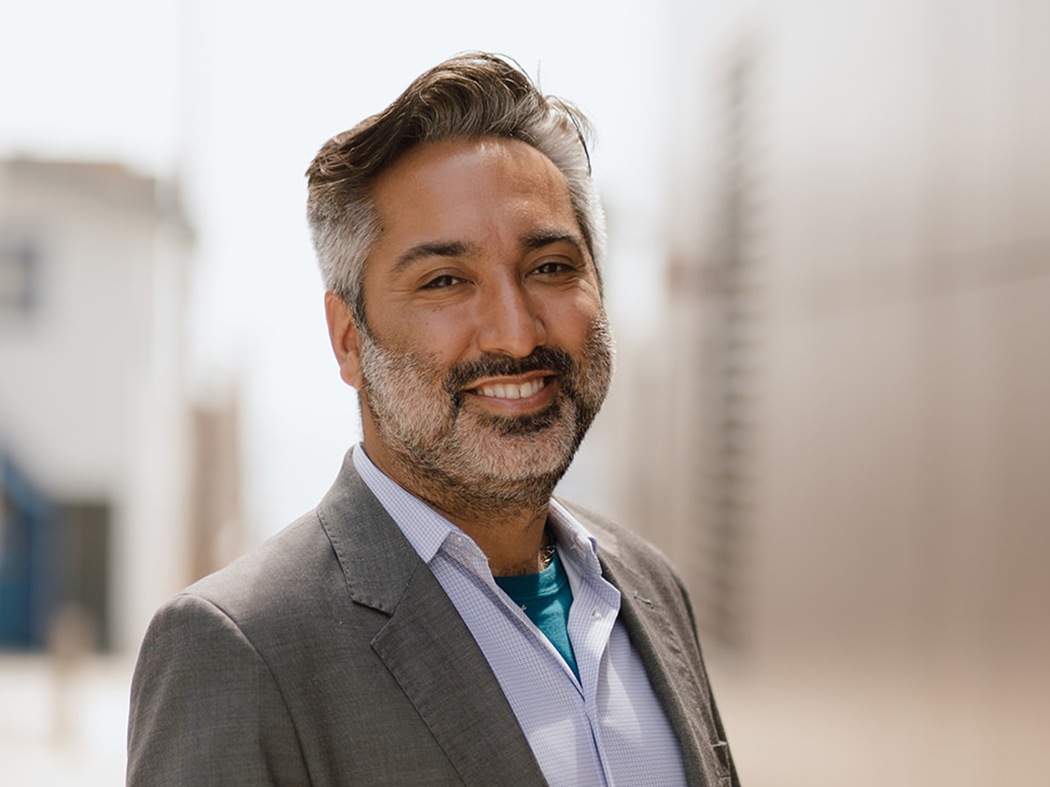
left=316, top=451, right=419, bottom=614
left=316, top=452, right=548, bottom=786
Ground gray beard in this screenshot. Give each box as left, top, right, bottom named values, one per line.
left=357, top=315, right=615, bottom=518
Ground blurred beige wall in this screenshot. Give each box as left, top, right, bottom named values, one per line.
left=600, top=0, right=1050, bottom=784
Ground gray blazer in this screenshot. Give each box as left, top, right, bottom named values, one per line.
left=127, top=454, right=738, bottom=786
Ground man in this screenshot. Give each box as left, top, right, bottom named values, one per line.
left=127, top=53, right=738, bottom=786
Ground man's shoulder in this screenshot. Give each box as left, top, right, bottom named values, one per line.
left=179, top=452, right=399, bottom=610
left=557, top=498, right=677, bottom=569
left=176, top=507, right=338, bottom=624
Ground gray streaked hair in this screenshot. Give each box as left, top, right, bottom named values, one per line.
left=305, top=52, right=606, bottom=329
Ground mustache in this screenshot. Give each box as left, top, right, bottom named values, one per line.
left=444, top=346, right=577, bottom=398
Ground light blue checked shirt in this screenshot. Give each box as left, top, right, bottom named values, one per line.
left=353, top=445, right=686, bottom=787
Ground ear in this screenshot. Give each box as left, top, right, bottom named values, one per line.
left=325, top=290, right=364, bottom=390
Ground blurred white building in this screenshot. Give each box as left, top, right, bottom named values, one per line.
left=0, top=158, right=239, bottom=654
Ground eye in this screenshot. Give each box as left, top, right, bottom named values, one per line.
left=421, top=274, right=464, bottom=290
left=532, top=259, right=575, bottom=276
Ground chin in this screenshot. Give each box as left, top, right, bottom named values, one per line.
left=449, top=402, right=582, bottom=481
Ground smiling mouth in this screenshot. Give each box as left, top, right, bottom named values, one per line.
left=473, top=377, right=548, bottom=400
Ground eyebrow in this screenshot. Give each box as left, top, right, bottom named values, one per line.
left=391, top=228, right=587, bottom=276
left=393, top=241, right=477, bottom=275
left=521, top=229, right=587, bottom=255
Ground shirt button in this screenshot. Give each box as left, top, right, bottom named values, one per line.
left=591, top=607, right=602, bottom=619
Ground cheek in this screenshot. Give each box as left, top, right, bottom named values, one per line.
left=545, top=293, right=604, bottom=345
left=386, top=307, right=479, bottom=360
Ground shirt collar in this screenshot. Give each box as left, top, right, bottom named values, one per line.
left=547, top=499, right=603, bottom=576
left=352, top=442, right=603, bottom=574
left=352, top=443, right=460, bottom=564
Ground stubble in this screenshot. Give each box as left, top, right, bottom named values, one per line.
left=357, top=314, right=615, bottom=520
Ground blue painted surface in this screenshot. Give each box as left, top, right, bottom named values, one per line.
left=0, top=454, right=58, bottom=650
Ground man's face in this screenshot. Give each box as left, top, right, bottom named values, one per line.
left=339, top=136, right=613, bottom=504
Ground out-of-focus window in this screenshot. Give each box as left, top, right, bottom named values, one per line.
left=0, top=230, right=42, bottom=321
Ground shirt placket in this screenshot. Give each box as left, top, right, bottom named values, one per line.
left=565, top=541, right=621, bottom=787
left=444, top=537, right=586, bottom=692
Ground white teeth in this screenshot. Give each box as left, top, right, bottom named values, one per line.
left=477, top=378, right=546, bottom=399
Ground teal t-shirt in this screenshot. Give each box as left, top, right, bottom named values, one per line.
left=493, top=550, right=579, bottom=680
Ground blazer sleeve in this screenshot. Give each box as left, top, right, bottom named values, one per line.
left=127, top=593, right=308, bottom=787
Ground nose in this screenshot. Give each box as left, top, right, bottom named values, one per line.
left=475, top=276, right=547, bottom=357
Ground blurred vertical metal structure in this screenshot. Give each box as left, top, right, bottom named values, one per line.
left=689, top=45, right=762, bottom=654
left=612, top=33, right=768, bottom=659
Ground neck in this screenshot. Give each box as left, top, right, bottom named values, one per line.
left=421, top=487, right=553, bottom=576
left=452, top=504, right=551, bottom=577
left=363, top=438, right=559, bottom=577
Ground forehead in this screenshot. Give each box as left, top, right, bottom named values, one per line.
left=368, top=137, right=582, bottom=255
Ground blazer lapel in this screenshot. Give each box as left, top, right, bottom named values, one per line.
left=600, top=552, right=723, bottom=786
left=371, top=563, right=548, bottom=786
left=318, top=455, right=547, bottom=787
left=561, top=500, right=733, bottom=787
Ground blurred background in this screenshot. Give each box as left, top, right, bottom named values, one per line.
left=1, top=0, right=1047, bottom=784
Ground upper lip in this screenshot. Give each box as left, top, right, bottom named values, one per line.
left=465, top=371, right=553, bottom=391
